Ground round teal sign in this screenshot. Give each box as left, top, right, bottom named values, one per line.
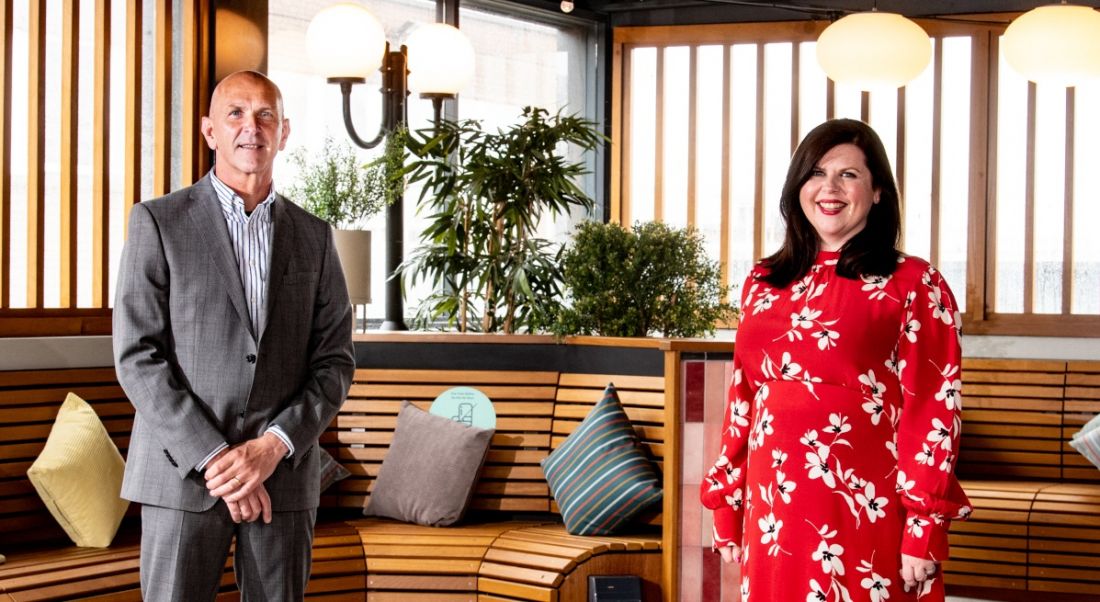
left=430, top=386, right=497, bottom=429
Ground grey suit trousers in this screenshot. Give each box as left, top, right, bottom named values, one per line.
left=140, top=503, right=317, bottom=602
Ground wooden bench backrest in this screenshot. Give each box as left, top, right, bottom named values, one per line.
left=323, top=368, right=563, bottom=514
left=957, top=358, right=1068, bottom=480
left=1064, top=361, right=1100, bottom=482
left=0, top=368, right=136, bottom=547
left=551, top=373, right=667, bottom=523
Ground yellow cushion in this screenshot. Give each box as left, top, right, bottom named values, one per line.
left=26, top=392, right=129, bottom=547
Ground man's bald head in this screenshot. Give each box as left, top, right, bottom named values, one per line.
left=209, top=70, right=285, bottom=120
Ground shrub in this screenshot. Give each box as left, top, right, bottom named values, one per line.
left=554, top=221, right=737, bottom=338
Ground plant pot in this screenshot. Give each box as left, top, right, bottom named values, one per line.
left=333, top=229, right=371, bottom=304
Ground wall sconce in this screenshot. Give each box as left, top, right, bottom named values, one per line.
left=1002, top=2, right=1100, bottom=87
left=816, top=10, right=931, bottom=90
left=306, top=3, right=475, bottom=330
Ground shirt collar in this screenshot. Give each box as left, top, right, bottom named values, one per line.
left=209, top=170, right=276, bottom=222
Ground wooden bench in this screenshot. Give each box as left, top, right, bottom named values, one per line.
left=0, top=367, right=367, bottom=601
left=944, top=358, right=1100, bottom=601
left=1, top=339, right=674, bottom=602
left=322, top=368, right=665, bottom=602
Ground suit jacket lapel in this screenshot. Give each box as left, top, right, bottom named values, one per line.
left=261, top=195, right=295, bottom=342
left=187, top=175, right=255, bottom=339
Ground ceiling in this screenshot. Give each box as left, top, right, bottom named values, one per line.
left=510, top=0, right=1073, bottom=26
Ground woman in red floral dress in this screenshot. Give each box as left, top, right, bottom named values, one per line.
left=701, top=119, right=972, bottom=602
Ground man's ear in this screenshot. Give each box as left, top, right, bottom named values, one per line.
left=200, top=116, right=216, bottom=150
left=277, top=118, right=291, bottom=152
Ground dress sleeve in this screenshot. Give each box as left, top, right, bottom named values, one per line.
left=894, top=264, right=972, bottom=561
left=700, top=272, right=757, bottom=550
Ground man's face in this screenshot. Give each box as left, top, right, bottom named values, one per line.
left=201, top=74, right=289, bottom=184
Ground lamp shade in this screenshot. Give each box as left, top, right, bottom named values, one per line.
left=306, top=3, right=386, bottom=79
left=816, top=12, right=931, bottom=90
left=1002, top=4, right=1100, bottom=87
left=406, top=23, right=476, bottom=95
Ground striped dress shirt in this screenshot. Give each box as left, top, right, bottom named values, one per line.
left=197, top=172, right=293, bottom=471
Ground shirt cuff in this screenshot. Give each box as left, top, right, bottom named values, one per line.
left=197, top=442, right=229, bottom=472
left=265, top=425, right=295, bottom=459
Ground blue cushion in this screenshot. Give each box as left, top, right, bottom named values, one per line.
left=541, top=384, right=663, bottom=535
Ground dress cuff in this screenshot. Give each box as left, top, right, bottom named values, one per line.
left=265, top=425, right=295, bottom=459
left=711, top=505, right=741, bottom=549
left=900, top=511, right=951, bottom=561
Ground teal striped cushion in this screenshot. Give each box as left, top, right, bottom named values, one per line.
left=541, top=384, right=662, bottom=535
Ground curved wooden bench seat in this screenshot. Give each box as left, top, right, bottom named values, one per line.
left=944, top=481, right=1043, bottom=592
left=479, top=524, right=661, bottom=602
left=1027, top=483, right=1100, bottom=596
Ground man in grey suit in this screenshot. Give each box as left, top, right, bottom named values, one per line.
left=113, top=70, right=355, bottom=601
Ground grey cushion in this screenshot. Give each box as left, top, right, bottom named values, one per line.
left=364, top=401, right=495, bottom=526
left=319, top=447, right=351, bottom=492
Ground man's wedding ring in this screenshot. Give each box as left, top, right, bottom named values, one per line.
left=231, top=476, right=242, bottom=487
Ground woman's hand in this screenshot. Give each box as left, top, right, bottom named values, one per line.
left=717, top=543, right=741, bottom=564
left=900, top=553, right=937, bottom=589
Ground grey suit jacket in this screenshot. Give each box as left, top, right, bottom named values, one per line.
left=113, top=173, right=355, bottom=513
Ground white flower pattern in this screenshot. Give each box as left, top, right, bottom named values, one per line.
left=701, top=255, right=970, bottom=601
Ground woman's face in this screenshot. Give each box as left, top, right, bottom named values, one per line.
left=799, top=143, right=880, bottom=251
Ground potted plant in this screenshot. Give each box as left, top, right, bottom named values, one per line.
left=400, top=107, right=603, bottom=333
left=285, top=132, right=405, bottom=306
left=552, top=221, right=738, bottom=337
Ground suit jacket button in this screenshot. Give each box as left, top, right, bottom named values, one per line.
left=246, top=354, right=256, bottom=364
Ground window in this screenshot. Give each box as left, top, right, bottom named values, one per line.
left=613, top=20, right=1100, bottom=336
left=0, top=0, right=207, bottom=335
left=268, top=0, right=600, bottom=324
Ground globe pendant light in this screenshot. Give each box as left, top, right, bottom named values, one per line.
left=1002, top=3, right=1100, bottom=88
left=816, top=11, right=932, bottom=90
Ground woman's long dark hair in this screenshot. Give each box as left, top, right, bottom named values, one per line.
left=760, top=118, right=902, bottom=289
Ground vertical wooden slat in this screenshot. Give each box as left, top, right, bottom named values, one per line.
left=719, top=46, right=731, bottom=299
left=611, top=40, right=620, bottom=224
left=0, top=0, right=11, bottom=308
left=966, top=31, right=990, bottom=321
left=895, top=85, right=907, bottom=250
left=1023, top=82, right=1036, bottom=314
left=654, top=47, right=664, bottom=222
left=929, top=38, right=943, bottom=269
left=153, top=0, right=172, bottom=196
left=753, top=44, right=765, bottom=261
left=181, top=0, right=209, bottom=186
left=983, top=32, right=1000, bottom=318
left=92, top=0, right=111, bottom=308
left=1062, top=89, right=1074, bottom=315
left=662, top=349, right=682, bottom=602
left=619, top=44, right=632, bottom=225
left=790, top=41, right=799, bottom=153
left=124, top=0, right=143, bottom=227
left=60, top=0, right=80, bottom=308
left=610, top=39, right=624, bottom=224
left=26, top=0, right=46, bottom=308
left=686, top=46, right=697, bottom=227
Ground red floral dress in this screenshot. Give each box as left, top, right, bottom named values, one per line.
left=701, top=251, right=972, bottom=602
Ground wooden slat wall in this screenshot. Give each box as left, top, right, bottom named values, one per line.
left=1064, top=361, right=1100, bottom=482
left=324, top=369, right=561, bottom=514
left=612, top=19, right=1099, bottom=338
left=957, top=358, right=1067, bottom=480
left=0, top=0, right=208, bottom=329
left=0, top=1, right=10, bottom=309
